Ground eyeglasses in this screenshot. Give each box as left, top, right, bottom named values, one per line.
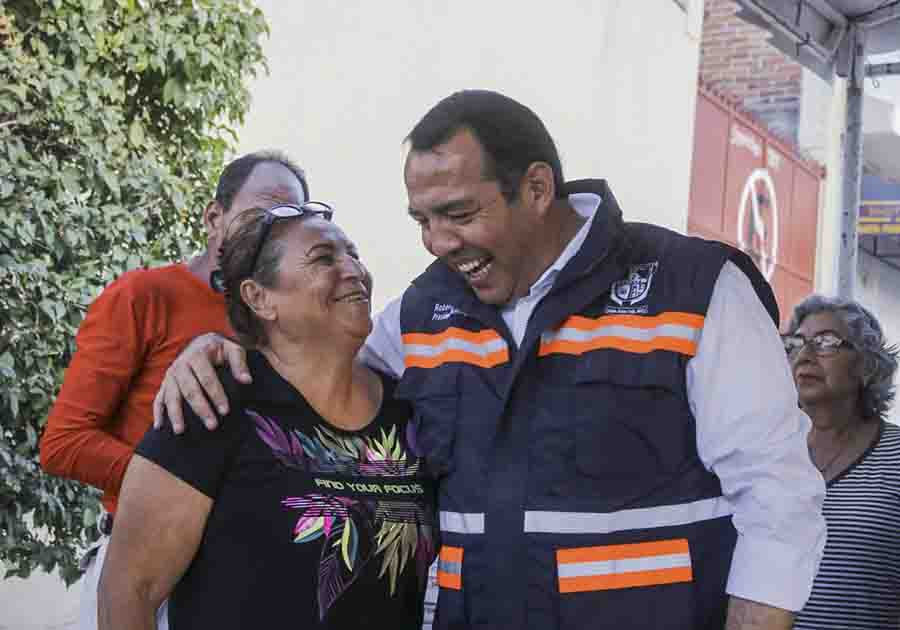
left=247, top=202, right=334, bottom=273
left=782, top=332, right=852, bottom=358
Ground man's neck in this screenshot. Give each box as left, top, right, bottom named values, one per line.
left=186, top=250, right=214, bottom=286
left=513, top=201, right=587, bottom=301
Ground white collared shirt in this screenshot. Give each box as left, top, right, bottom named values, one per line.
left=499, top=192, right=598, bottom=346
left=359, top=193, right=825, bottom=612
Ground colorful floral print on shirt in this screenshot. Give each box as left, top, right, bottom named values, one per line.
left=249, top=410, right=436, bottom=620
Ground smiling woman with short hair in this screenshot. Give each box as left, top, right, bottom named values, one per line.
left=784, top=294, right=900, bottom=629
left=98, top=205, right=437, bottom=630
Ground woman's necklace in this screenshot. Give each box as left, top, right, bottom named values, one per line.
left=809, top=427, right=854, bottom=476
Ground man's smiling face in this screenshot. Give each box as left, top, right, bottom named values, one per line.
left=405, top=128, right=544, bottom=306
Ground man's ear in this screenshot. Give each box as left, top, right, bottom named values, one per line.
left=240, top=279, right=277, bottom=323
left=520, top=162, right=555, bottom=216
left=203, top=201, right=227, bottom=233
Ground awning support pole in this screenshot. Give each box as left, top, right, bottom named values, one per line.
left=837, top=25, right=866, bottom=299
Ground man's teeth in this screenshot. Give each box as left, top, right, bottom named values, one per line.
left=338, top=293, right=368, bottom=303
left=458, top=258, right=491, bottom=278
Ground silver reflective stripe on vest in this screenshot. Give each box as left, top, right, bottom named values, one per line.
left=440, top=511, right=485, bottom=534
left=405, top=336, right=508, bottom=359
left=523, top=496, right=732, bottom=534
left=437, top=559, right=462, bottom=575
left=542, top=323, right=700, bottom=345
left=557, top=553, right=692, bottom=579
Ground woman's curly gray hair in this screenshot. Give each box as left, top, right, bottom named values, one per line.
left=787, top=294, right=899, bottom=422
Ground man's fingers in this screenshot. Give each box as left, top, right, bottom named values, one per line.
left=224, top=342, right=251, bottom=384
left=163, top=376, right=188, bottom=435
left=152, top=387, right=165, bottom=429
left=166, top=358, right=216, bottom=432
left=189, top=357, right=227, bottom=423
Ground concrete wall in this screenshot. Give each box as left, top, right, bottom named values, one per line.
left=236, top=0, right=705, bottom=311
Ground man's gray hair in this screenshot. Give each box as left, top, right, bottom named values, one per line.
left=786, top=294, right=899, bottom=422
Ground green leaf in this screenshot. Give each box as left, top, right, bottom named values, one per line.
left=162, top=76, right=186, bottom=106
left=82, top=506, right=97, bottom=529
left=128, top=119, right=145, bottom=147
left=2, top=84, right=27, bottom=102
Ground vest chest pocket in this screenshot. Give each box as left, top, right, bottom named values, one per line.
left=572, top=353, right=695, bottom=498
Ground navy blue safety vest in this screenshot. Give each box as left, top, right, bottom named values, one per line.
left=395, top=180, right=778, bottom=630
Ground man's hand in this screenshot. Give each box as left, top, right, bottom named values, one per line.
left=725, top=596, right=794, bottom=630
left=152, top=333, right=250, bottom=433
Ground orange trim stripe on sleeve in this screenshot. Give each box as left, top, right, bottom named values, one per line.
left=403, top=327, right=509, bottom=369
left=405, top=348, right=509, bottom=369
left=402, top=327, right=504, bottom=346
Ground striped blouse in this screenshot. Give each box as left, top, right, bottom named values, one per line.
left=794, top=421, right=900, bottom=629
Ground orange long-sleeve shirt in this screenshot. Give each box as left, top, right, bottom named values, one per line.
left=40, top=263, right=231, bottom=515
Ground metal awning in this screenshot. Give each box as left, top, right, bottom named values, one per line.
left=734, top=1, right=900, bottom=298
left=735, top=1, right=900, bottom=80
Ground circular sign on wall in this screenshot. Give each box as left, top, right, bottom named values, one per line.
left=737, top=168, right=779, bottom=281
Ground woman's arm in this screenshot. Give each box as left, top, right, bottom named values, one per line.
left=98, top=454, right=213, bottom=630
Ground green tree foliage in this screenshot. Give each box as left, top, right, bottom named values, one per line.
left=0, top=0, right=267, bottom=584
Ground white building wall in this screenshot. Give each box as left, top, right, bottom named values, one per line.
left=236, top=0, right=704, bottom=310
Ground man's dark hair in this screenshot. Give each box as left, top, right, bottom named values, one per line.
left=215, top=150, right=309, bottom=211
left=406, top=90, right=565, bottom=201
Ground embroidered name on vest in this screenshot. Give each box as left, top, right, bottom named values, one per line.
left=432, top=302, right=467, bottom=321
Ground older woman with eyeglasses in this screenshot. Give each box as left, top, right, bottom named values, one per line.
left=98, top=204, right=437, bottom=630
left=782, top=295, right=900, bottom=630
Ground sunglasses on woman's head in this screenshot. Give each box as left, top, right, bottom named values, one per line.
left=210, top=202, right=335, bottom=293
left=247, top=202, right=335, bottom=273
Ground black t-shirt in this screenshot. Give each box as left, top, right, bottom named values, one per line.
left=136, top=351, right=438, bottom=629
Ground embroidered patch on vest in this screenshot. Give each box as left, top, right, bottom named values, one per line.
left=607, top=262, right=659, bottom=314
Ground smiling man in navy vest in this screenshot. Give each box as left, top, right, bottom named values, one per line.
left=154, top=90, right=825, bottom=630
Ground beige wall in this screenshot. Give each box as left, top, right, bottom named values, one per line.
left=237, top=0, right=704, bottom=311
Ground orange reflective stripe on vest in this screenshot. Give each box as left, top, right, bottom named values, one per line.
left=403, top=327, right=509, bottom=369
left=437, top=545, right=463, bottom=590
left=557, top=539, right=693, bottom=593
left=539, top=312, right=705, bottom=357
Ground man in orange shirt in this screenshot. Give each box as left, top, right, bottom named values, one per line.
left=40, top=150, right=310, bottom=630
